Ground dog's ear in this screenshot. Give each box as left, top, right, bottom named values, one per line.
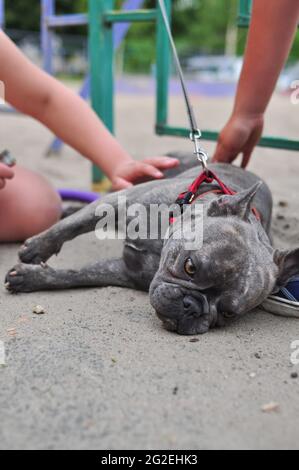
left=207, top=182, right=262, bottom=220
left=274, top=248, right=299, bottom=287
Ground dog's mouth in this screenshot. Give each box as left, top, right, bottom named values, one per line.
left=156, top=310, right=213, bottom=335
left=150, top=281, right=219, bottom=335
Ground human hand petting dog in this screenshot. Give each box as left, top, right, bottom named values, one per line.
left=110, top=156, right=180, bottom=190
left=0, top=163, right=14, bottom=190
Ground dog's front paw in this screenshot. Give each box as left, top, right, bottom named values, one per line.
left=19, top=234, right=61, bottom=265
left=5, top=263, right=50, bottom=293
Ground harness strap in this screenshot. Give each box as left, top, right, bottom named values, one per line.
left=173, top=170, right=260, bottom=221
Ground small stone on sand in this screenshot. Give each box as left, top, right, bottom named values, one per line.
left=261, top=401, right=279, bottom=413
left=33, top=305, right=46, bottom=315
left=7, top=328, right=17, bottom=336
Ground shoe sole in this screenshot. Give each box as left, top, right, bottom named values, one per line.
left=261, top=295, right=299, bottom=318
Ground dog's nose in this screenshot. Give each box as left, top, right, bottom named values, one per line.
left=183, top=294, right=207, bottom=318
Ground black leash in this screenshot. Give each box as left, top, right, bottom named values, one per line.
left=158, top=0, right=208, bottom=171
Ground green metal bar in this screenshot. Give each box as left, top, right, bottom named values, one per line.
left=156, top=0, right=171, bottom=129
left=256, top=136, right=299, bottom=151
left=104, top=9, right=157, bottom=23
left=156, top=125, right=299, bottom=152
left=89, top=0, right=114, bottom=189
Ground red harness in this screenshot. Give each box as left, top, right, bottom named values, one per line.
left=171, top=170, right=260, bottom=223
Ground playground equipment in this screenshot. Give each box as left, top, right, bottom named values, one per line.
left=0, top=0, right=4, bottom=29
left=89, top=0, right=299, bottom=189
left=41, top=0, right=144, bottom=157
left=2, top=0, right=299, bottom=191
left=41, top=0, right=170, bottom=189
left=238, top=0, right=252, bottom=27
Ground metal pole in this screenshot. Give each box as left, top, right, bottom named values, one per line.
left=48, top=0, right=144, bottom=155
left=41, top=0, right=55, bottom=73
left=89, top=0, right=114, bottom=190
left=112, top=0, right=146, bottom=45
left=0, top=0, right=5, bottom=29
left=156, top=0, right=171, bottom=130
left=238, top=0, right=252, bottom=27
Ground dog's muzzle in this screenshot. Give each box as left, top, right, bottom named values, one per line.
left=149, top=282, right=217, bottom=335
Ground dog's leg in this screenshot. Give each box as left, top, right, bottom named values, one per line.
left=18, top=174, right=189, bottom=266
left=5, top=258, right=137, bottom=293
left=19, top=191, right=125, bottom=265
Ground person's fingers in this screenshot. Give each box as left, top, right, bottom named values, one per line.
left=142, top=156, right=180, bottom=169
left=111, top=177, right=133, bottom=192
left=241, top=125, right=263, bottom=168
left=0, top=163, right=14, bottom=179
left=0, top=178, right=6, bottom=190
left=241, top=148, right=253, bottom=169
left=135, top=162, right=164, bottom=179
left=212, top=141, right=237, bottom=164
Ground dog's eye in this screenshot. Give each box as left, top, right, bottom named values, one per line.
left=184, top=257, right=196, bottom=276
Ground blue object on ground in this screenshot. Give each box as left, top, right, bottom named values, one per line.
left=275, top=276, right=299, bottom=302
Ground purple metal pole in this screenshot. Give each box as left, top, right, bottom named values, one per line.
left=0, top=0, right=5, bottom=29
left=41, top=0, right=55, bottom=74
left=113, top=0, right=144, bottom=47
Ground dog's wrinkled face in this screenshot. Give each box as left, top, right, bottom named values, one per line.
left=149, top=184, right=299, bottom=335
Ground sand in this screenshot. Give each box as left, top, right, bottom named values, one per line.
left=0, top=87, right=299, bottom=449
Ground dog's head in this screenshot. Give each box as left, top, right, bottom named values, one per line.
left=150, top=183, right=299, bottom=335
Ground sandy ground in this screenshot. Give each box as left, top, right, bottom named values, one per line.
left=0, top=88, right=299, bottom=450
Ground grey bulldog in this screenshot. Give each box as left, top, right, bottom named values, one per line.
left=5, top=153, right=299, bottom=335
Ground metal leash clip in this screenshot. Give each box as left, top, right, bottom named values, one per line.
left=190, top=130, right=209, bottom=171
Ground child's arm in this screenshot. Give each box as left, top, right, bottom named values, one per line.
left=0, top=31, right=178, bottom=189
left=213, top=0, right=299, bottom=167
